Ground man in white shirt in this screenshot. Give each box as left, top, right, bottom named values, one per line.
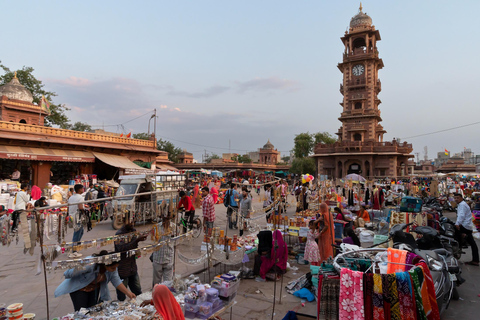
left=454, top=193, right=479, bottom=266
left=69, top=184, right=85, bottom=245
left=13, top=183, right=29, bottom=231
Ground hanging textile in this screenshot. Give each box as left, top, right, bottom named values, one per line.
left=319, top=277, right=340, bottom=320
left=339, top=268, right=364, bottom=319
left=395, top=272, right=416, bottom=320
left=387, top=248, right=407, bottom=273
left=373, top=274, right=385, bottom=320
left=416, top=262, right=440, bottom=320
left=381, top=274, right=391, bottom=320
left=364, top=273, right=374, bottom=320
left=409, top=267, right=427, bottom=320
left=387, top=274, right=401, bottom=320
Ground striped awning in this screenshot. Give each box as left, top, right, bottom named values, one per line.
left=0, top=145, right=95, bottom=162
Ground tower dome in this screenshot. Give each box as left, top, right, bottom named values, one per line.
left=350, top=3, right=372, bottom=28
left=263, top=139, right=274, bottom=150
left=0, top=73, right=34, bottom=103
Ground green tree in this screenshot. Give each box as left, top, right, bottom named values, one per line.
left=158, top=139, right=182, bottom=163
left=281, top=155, right=291, bottom=163
left=131, top=133, right=182, bottom=163
left=205, top=154, right=220, bottom=163
left=290, top=157, right=315, bottom=175
left=0, top=62, right=70, bottom=127
left=232, top=154, right=252, bottom=163
left=293, top=132, right=314, bottom=158
left=313, top=131, right=337, bottom=145
left=64, top=121, right=92, bottom=132
left=132, top=132, right=151, bottom=140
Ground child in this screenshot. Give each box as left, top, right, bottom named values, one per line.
left=304, top=220, right=321, bottom=265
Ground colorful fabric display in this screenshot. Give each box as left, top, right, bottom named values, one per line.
left=416, top=261, right=440, bottom=320
left=387, top=274, right=401, bottom=320
left=339, top=268, right=364, bottom=319
left=387, top=248, right=408, bottom=273
left=395, top=272, right=416, bottom=320
left=381, top=274, right=391, bottom=320
left=319, top=277, right=340, bottom=320
left=409, top=267, right=427, bottom=320
left=373, top=274, right=385, bottom=320
left=364, top=273, right=374, bottom=320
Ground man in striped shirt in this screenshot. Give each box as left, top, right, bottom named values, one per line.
left=201, top=187, right=215, bottom=234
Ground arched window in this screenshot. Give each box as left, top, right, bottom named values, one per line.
left=352, top=37, right=366, bottom=49
left=353, top=133, right=362, bottom=141
left=19, top=119, right=27, bottom=124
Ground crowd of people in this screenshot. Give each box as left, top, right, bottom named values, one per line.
left=4, top=174, right=480, bottom=316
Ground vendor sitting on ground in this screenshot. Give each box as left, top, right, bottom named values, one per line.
left=255, top=230, right=288, bottom=282
left=342, top=228, right=361, bottom=246
left=54, top=250, right=136, bottom=311
left=356, top=205, right=371, bottom=223
left=140, top=284, right=185, bottom=320
left=333, top=206, right=353, bottom=229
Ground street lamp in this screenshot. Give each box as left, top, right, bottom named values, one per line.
left=147, top=110, right=155, bottom=136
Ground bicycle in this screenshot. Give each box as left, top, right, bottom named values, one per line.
left=177, top=209, right=202, bottom=238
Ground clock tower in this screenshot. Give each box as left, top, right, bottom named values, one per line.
left=313, top=5, right=414, bottom=179
left=337, top=3, right=385, bottom=143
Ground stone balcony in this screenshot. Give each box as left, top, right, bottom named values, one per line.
left=314, top=140, right=413, bottom=155
left=340, top=109, right=381, bottom=118
left=0, top=121, right=157, bottom=151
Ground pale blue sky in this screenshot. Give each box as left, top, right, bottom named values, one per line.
left=1, top=1, right=479, bottom=161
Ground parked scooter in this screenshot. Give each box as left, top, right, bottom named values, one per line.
left=389, top=223, right=462, bottom=309
left=439, top=216, right=463, bottom=260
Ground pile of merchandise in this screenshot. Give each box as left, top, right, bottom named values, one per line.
left=184, top=274, right=239, bottom=319
left=58, top=300, right=157, bottom=320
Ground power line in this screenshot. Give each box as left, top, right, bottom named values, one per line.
left=89, top=110, right=153, bottom=128
left=401, top=121, right=480, bottom=140
left=158, top=135, right=292, bottom=153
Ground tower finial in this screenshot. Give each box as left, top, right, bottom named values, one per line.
left=14, top=71, right=17, bottom=79
left=359, top=2, right=363, bottom=12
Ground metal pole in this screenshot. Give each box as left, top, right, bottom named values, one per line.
left=153, top=108, right=157, bottom=141
left=37, top=212, right=50, bottom=320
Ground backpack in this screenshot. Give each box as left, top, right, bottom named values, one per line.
left=223, top=190, right=230, bottom=207
left=84, top=189, right=93, bottom=201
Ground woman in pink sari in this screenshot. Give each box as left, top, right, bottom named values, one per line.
left=258, top=230, right=288, bottom=281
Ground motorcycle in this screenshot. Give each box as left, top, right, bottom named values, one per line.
left=390, top=223, right=462, bottom=308
left=439, top=216, right=463, bottom=260
left=438, top=195, right=456, bottom=212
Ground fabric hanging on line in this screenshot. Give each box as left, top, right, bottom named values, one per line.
left=364, top=273, right=374, bottom=320
left=395, top=272, right=416, bottom=320
left=372, top=274, right=385, bottom=320
left=381, top=274, right=392, bottom=320
left=387, top=274, right=401, bottom=320
left=416, top=262, right=440, bottom=320
left=409, top=267, right=427, bottom=320
left=387, top=248, right=408, bottom=273
left=339, top=268, right=365, bottom=320
left=319, top=277, right=340, bottom=320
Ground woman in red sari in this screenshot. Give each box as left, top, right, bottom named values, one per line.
left=258, top=230, right=288, bottom=281
left=315, top=203, right=334, bottom=263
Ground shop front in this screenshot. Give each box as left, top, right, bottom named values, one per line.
left=0, top=145, right=95, bottom=187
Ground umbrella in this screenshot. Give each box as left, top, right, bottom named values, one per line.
left=344, top=173, right=366, bottom=182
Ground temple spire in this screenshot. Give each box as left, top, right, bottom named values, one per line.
left=14, top=71, right=17, bottom=79
left=359, top=2, right=363, bottom=12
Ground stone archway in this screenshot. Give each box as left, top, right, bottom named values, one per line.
left=344, top=159, right=363, bottom=175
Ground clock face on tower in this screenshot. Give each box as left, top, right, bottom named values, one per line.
left=352, top=64, right=365, bottom=76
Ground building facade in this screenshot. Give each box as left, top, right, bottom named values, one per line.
left=0, top=75, right=167, bottom=187
left=313, top=5, right=414, bottom=179
left=259, top=140, right=280, bottom=165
